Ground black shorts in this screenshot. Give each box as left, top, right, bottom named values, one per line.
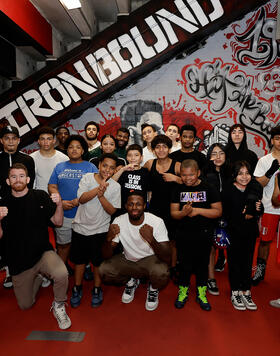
left=70, top=230, right=106, bottom=267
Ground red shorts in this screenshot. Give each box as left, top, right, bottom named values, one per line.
left=259, top=213, right=280, bottom=242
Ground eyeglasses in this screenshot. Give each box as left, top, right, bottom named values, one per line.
left=211, top=152, right=225, bottom=158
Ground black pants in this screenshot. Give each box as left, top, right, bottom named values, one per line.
left=227, top=233, right=256, bottom=291
left=176, top=228, right=212, bottom=287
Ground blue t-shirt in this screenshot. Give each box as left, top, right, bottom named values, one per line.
left=49, top=160, right=98, bottom=218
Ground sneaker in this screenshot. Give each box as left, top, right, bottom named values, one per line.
left=51, top=301, right=71, bottom=330
left=145, top=285, right=159, bottom=311
left=122, top=278, right=140, bottom=304
left=231, top=290, right=246, bottom=311
left=207, top=279, right=220, bottom=296
left=84, top=264, right=94, bottom=281
left=196, top=286, right=211, bottom=311
left=91, top=287, right=103, bottom=307
left=241, top=290, right=257, bottom=310
left=42, top=276, right=51, bottom=288
left=3, top=276, right=13, bottom=289
left=174, top=285, right=189, bottom=309
left=215, top=257, right=226, bottom=272
left=269, top=298, right=280, bottom=308
left=252, top=263, right=266, bottom=286
left=70, top=286, right=83, bottom=308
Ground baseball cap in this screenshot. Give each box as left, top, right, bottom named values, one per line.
left=0, top=125, right=20, bottom=138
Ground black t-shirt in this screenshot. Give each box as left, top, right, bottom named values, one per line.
left=171, top=180, right=220, bottom=230
left=1, top=189, right=56, bottom=275
left=170, top=150, right=206, bottom=170
left=118, top=167, right=149, bottom=208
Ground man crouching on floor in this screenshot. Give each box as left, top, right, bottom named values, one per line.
left=100, top=191, right=171, bottom=311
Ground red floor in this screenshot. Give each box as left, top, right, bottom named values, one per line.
left=1, top=241, right=280, bottom=356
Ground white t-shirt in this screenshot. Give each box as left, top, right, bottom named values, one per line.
left=254, top=153, right=280, bottom=215
left=30, top=150, right=68, bottom=192
left=73, top=173, right=121, bottom=235
left=88, top=141, right=101, bottom=152
left=141, top=146, right=156, bottom=166
left=112, top=212, right=169, bottom=262
left=170, top=142, right=181, bottom=153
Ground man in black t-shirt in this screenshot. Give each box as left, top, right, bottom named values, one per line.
left=171, top=159, right=222, bottom=311
left=0, top=163, right=71, bottom=330
left=170, top=124, right=206, bottom=170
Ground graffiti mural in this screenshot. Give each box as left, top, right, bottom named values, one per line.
left=23, top=0, right=278, bottom=158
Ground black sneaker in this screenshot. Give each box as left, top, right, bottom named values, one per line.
left=252, top=263, right=266, bottom=286
left=207, top=279, right=219, bottom=296
left=196, top=286, right=211, bottom=311
left=215, top=257, right=226, bottom=272
left=70, top=286, right=83, bottom=308
left=91, top=287, right=103, bottom=308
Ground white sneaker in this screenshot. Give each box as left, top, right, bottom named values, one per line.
left=42, top=276, right=51, bottom=288
left=145, top=285, right=159, bottom=311
left=269, top=298, right=280, bottom=308
left=241, top=290, right=257, bottom=310
left=51, top=301, right=71, bottom=330
left=122, top=278, right=140, bottom=304
left=231, top=290, right=246, bottom=311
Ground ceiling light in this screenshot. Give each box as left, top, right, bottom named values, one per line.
left=59, top=0, right=82, bottom=10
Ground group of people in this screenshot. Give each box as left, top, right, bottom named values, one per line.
left=0, top=119, right=280, bottom=331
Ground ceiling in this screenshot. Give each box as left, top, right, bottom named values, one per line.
left=30, top=0, right=148, bottom=40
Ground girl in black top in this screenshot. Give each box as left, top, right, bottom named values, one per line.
left=202, top=143, right=231, bottom=296
left=223, top=161, right=263, bottom=311
left=225, top=124, right=258, bottom=173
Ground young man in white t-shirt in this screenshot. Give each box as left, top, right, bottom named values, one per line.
left=30, top=127, right=68, bottom=192
left=100, top=192, right=171, bottom=311
left=253, top=126, right=280, bottom=285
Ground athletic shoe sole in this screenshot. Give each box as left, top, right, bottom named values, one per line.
left=269, top=300, right=280, bottom=308
left=208, top=289, right=220, bottom=296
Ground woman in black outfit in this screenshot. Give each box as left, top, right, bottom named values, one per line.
left=215, top=123, right=259, bottom=271
left=223, top=161, right=263, bottom=311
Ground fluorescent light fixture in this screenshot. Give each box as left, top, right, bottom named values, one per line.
left=59, top=0, right=82, bottom=10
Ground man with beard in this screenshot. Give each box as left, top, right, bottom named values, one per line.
left=0, top=125, right=35, bottom=288
left=115, top=128, right=130, bottom=160
left=100, top=192, right=171, bottom=311
left=55, top=126, right=70, bottom=155
left=84, top=121, right=100, bottom=152
left=0, top=163, right=71, bottom=330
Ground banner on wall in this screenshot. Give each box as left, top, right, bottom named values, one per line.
left=0, top=0, right=268, bottom=147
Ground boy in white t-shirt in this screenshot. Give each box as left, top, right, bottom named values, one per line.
left=100, top=192, right=171, bottom=311
left=253, top=126, right=280, bottom=285
left=70, top=153, right=121, bottom=308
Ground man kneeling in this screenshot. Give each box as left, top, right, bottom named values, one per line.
left=0, top=163, right=71, bottom=330
left=100, top=192, right=171, bottom=311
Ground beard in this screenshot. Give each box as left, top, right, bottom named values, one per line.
left=129, top=212, right=143, bottom=221
left=86, top=133, right=97, bottom=141
left=11, top=182, right=27, bottom=192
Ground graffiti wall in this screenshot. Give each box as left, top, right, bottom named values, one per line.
left=24, top=0, right=279, bottom=156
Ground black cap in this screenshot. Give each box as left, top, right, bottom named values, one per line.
left=0, top=125, right=20, bottom=138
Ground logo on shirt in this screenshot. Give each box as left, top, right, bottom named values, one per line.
left=180, top=191, right=207, bottom=203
